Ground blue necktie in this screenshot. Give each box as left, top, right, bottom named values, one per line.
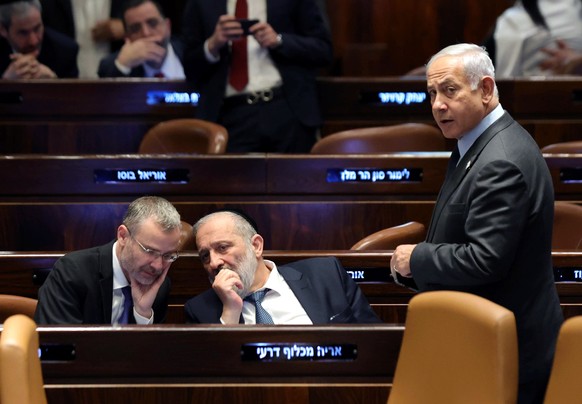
left=245, top=289, right=274, bottom=324
left=119, top=285, right=133, bottom=324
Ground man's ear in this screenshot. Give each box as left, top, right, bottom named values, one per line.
left=481, top=76, right=496, bottom=102
left=117, top=224, right=131, bottom=246
left=251, top=234, right=264, bottom=257
left=0, top=26, right=8, bottom=39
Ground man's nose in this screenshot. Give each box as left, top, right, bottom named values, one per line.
left=209, top=251, right=224, bottom=270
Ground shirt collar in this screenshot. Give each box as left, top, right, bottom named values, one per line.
left=260, top=259, right=285, bottom=295
left=458, top=104, right=504, bottom=160
left=143, top=43, right=185, bottom=79
left=112, top=241, right=129, bottom=290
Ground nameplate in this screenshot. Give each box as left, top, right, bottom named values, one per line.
left=345, top=267, right=391, bottom=282
left=146, top=91, right=200, bottom=106
left=555, top=267, right=582, bottom=282
left=39, top=343, right=76, bottom=362
left=359, top=91, right=428, bottom=107
left=559, top=168, right=582, bottom=183
left=94, top=169, right=189, bottom=184
left=0, top=91, right=23, bottom=104
left=241, top=343, right=357, bottom=362
left=327, top=168, right=423, bottom=183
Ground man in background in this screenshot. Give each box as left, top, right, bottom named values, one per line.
left=182, top=0, right=332, bottom=153
left=40, top=0, right=126, bottom=78
left=0, top=0, right=78, bottom=79
left=98, top=0, right=184, bottom=78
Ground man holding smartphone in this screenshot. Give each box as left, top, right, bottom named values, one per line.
left=182, top=0, right=332, bottom=153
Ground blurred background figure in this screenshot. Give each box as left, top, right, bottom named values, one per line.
left=483, top=0, right=582, bottom=77
left=0, top=0, right=78, bottom=79
left=41, top=0, right=126, bottom=78
left=98, top=0, right=184, bottom=78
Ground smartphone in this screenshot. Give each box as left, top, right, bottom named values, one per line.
left=237, top=19, right=259, bottom=36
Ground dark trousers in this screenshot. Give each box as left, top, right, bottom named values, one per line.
left=219, top=95, right=317, bottom=153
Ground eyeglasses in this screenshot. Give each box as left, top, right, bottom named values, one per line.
left=126, top=18, right=164, bottom=36
left=129, top=231, right=179, bottom=263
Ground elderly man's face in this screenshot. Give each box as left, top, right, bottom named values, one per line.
left=427, top=56, right=488, bottom=140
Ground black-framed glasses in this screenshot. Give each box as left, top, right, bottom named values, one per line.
left=128, top=230, right=179, bottom=263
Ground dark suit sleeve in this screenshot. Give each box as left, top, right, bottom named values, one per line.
left=152, top=277, right=171, bottom=323
left=181, top=0, right=227, bottom=87
left=329, top=258, right=382, bottom=324
left=35, top=256, right=87, bottom=324
left=411, top=159, right=529, bottom=289
left=97, top=52, right=128, bottom=78
left=268, top=0, right=332, bottom=68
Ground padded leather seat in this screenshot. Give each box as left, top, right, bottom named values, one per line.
left=0, top=294, right=37, bottom=323
left=350, top=222, right=426, bottom=250
left=388, top=291, right=518, bottom=404
left=139, top=119, right=228, bottom=154
left=310, top=123, right=445, bottom=154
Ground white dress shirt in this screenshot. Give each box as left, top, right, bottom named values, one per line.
left=111, top=241, right=153, bottom=325
left=71, top=0, right=112, bottom=78
left=204, top=0, right=283, bottom=96
left=241, top=260, right=312, bottom=325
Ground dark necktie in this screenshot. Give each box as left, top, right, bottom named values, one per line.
left=119, top=285, right=133, bottom=324
left=445, top=146, right=461, bottom=180
left=229, top=0, right=249, bottom=91
left=245, top=289, right=274, bottom=324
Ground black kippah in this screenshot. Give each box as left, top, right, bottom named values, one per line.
left=213, top=208, right=259, bottom=233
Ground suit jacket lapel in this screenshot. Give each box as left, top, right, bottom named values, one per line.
left=98, top=241, right=115, bottom=323
left=278, top=265, right=328, bottom=324
left=426, top=112, right=514, bottom=241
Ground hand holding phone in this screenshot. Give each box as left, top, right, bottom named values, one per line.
left=237, top=19, right=259, bottom=36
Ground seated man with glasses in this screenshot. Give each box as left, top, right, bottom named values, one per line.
left=97, top=0, right=184, bottom=78
left=35, top=196, right=183, bottom=325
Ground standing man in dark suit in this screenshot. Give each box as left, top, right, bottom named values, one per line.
left=185, top=211, right=380, bottom=324
left=40, top=0, right=126, bottom=78
left=390, top=43, right=563, bottom=404
left=35, top=196, right=183, bottom=325
left=181, top=0, right=332, bottom=153
left=0, top=0, right=78, bottom=78
left=98, top=0, right=185, bottom=78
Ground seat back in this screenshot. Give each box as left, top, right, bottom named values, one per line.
left=0, top=295, right=37, bottom=323
left=388, top=291, right=518, bottom=404
left=139, top=119, right=228, bottom=154
left=541, top=141, right=582, bottom=154
left=179, top=220, right=195, bottom=251
left=0, top=314, right=47, bottom=404
left=544, top=316, right=582, bottom=404
left=350, top=222, right=426, bottom=250
left=553, top=202, right=582, bottom=250
left=310, top=123, right=445, bottom=154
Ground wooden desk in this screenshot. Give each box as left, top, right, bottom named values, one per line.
left=318, top=77, right=582, bottom=148
left=1, top=78, right=582, bottom=154
left=0, top=154, right=581, bottom=251
left=2, top=251, right=582, bottom=323
left=24, top=324, right=402, bottom=404
left=0, top=154, right=445, bottom=250
left=0, top=79, right=197, bottom=154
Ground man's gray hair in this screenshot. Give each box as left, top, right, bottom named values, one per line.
left=193, top=211, right=257, bottom=245
left=0, top=0, right=41, bottom=30
left=426, top=43, right=499, bottom=99
left=122, top=196, right=181, bottom=234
